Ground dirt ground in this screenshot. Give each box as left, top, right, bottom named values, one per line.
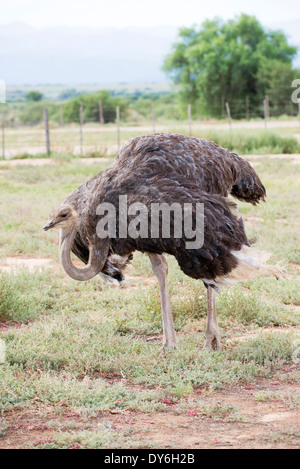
left=0, top=157, right=113, bottom=166
left=0, top=378, right=299, bottom=449
left=0, top=257, right=52, bottom=273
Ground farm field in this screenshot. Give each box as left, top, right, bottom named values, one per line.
left=0, top=146, right=300, bottom=449
left=2, top=120, right=300, bottom=159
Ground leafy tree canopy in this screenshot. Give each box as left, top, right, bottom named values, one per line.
left=25, top=90, right=44, bottom=102
left=163, top=14, right=298, bottom=117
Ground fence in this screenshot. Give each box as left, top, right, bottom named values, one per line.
left=0, top=98, right=300, bottom=159
left=3, top=94, right=300, bottom=125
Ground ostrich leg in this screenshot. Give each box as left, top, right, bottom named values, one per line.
left=148, top=253, right=177, bottom=348
left=204, top=286, right=222, bottom=351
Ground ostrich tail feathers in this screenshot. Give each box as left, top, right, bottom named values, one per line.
left=209, top=245, right=285, bottom=290
left=232, top=245, right=285, bottom=281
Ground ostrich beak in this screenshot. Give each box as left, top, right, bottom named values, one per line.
left=43, top=219, right=59, bottom=231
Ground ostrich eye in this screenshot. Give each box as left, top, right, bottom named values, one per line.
left=61, top=212, right=68, bottom=218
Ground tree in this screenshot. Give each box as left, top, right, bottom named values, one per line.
left=63, top=91, right=128, bottom=123
left=256, top=60, right=299, bottom=116
left=25, top=91, right=43, bottom=102
left=163, top=14, right=298, bottom=117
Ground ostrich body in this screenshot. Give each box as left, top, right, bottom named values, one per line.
left=115, top=134, right=266, bottom=205
left=44, top=133, right=274, bottom=350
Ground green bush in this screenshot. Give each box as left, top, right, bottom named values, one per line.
left=196, top=130, right=300, bottom=154
left=19, top=101, right=60, bottom=125
left=25, top=91, right=43, bottom=102
left=63, top=91, right=128, bottom=123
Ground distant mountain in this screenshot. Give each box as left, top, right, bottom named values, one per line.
left=0, top=20, right=299, bottom=86
left=0, top=23, right=178, bottom=85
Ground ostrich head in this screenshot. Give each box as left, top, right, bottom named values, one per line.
left=43, top=203, right=109, bottom=281
left=43, top=205, right=79, bottom=231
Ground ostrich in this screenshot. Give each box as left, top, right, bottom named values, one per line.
left=44, top=133, right=278, bottom=350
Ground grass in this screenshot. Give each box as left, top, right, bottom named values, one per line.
left=0, top=148, right=300, bottom=448
left=254, top=390, right=300, bottom=409
left=231, top=331, right=298, bottom=365
left=195, top=129, right=300, bottom=155
left=30, top=429, right=140, bottom=449
left=4, top=310, right=288, bottom=389
left=0, top=364, right=165, bottom=413
left=0, top=269, right=58, bottom=322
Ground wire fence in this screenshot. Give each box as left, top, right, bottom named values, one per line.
left=1, top=98, right=300, bottom=160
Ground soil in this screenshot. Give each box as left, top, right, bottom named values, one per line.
left=0, top=257, right=52, bottom=273
left=0, top=157, right=113, bottom=166
left=0, top=378, right=299, bottom=449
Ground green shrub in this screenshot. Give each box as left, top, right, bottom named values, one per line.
left=197, top=130, right=300, bottom=155
left=0, top=270, right=55, bottom=322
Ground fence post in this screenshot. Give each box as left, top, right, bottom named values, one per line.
left=152, top=103, right=156, bottom=132
left=263, top=99, right=268, bottom=129
left=60, top=104, right=64, bottom=127
left=79, top=105, right=83, bottom=155
left=290, top=99, right=294, bottom=117
left=188, top=104, right=192, bottom=136
left=44, top=108, right=50, bottom=155
left=116, top=106, right=120, bottom=152
left=246, top=96, right=249, bottom=120
left=266, top=95, right=270, bottom=119
left=1, top=109, right=5, bottom=159
left=225, top=102, right=232, bottom=131
left=221, top=96, right=225, bottom=119
left=99, top=100, right=104, bottom=125
left=11, top=104, right=15, bottom=128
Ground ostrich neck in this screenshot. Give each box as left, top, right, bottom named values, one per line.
left=59, top=223, right=102, bottom=281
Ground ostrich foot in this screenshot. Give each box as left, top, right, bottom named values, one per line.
left=204, top=331, right=222, bottom=351
left=163, top=337, right=177, bottom=349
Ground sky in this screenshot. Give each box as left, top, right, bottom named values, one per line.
left=1, top=0, right=300, bottom=85
left=2, top=0, right=300, bottom=29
